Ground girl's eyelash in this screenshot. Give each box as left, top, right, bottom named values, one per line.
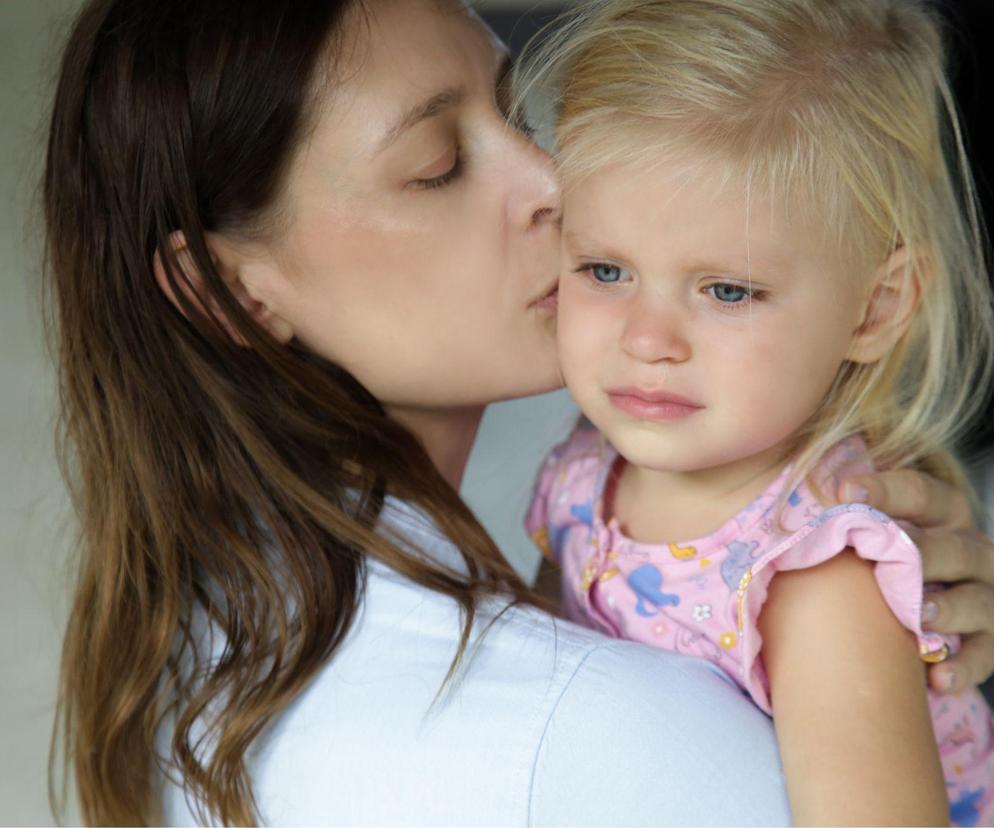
left=413, top=151, right=464, bottom=191
left=703, top=282, right=768, bottom=308
left=573, top=262, right=628, bottom=286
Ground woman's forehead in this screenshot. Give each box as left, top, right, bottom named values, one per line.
left=343, top=0, right=500, bottom=93
left=303, top=1, right=503, bottom=159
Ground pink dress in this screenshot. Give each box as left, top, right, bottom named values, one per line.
left=526, top=422, right=994, bottom=826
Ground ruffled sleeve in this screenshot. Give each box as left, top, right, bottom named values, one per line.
left=737, top=503, right=956, bottom=714
left=525, top=444, right=568, bottom=562
left=524, top=420, right=602, bottom=563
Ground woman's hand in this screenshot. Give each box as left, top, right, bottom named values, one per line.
left=838, top=468, right=994, bottom=694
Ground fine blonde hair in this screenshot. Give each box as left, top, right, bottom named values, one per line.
left=519, top=0, right=994, bottom=497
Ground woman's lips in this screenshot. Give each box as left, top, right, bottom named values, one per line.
left=530, top=281, right=559, bottom=313
left=607, top=387, right=704, bottom=421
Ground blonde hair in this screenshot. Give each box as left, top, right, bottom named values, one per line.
left=519, top=0, right=994, bottom=498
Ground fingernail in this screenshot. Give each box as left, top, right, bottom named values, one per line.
left=921, top=600, right=939, bottom=626
left=937, top=668, right=957, bottom=692
left=843, top=482, right=869, bottom=503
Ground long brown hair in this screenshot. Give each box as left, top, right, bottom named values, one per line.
left=43, top=1, right=536, bottom=823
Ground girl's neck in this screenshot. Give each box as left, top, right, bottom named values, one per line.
left=609, top=442, right=791, bottom=543
left=386, top=404, right=485, bottom=490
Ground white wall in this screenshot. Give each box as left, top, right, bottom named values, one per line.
left=2, top=1, right=90, bottom=824
left=0, top=1, right=574, bottom=824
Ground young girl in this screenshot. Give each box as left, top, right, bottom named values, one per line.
left=523, top=0, right=994, bottom=823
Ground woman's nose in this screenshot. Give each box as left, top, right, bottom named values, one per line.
left=507, top=135, right=562, bottom=232
left=619, top=299, right=692, bottom=364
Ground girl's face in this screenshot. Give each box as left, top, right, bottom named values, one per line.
left=558, top=155, right=869, bottom=480
left=263, top=0, right=562, bottom=409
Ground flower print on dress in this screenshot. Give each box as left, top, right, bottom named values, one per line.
left=692, top=603, right=712, bottom=622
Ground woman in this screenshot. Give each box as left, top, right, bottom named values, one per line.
left=44, top=0, right=994, bottom=824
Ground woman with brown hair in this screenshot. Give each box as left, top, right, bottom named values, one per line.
left=43, top=0, right=994, bottom=824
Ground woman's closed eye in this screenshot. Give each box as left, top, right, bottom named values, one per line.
left=410, top=147, right=464, bottom=191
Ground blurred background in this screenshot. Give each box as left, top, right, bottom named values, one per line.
left=1, top=0, right=991, bottom=824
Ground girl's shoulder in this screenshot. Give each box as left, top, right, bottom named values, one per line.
left=736, top=435, right=954, bottom=709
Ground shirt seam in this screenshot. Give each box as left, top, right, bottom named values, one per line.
left=525, top=642, right=611, bottom=827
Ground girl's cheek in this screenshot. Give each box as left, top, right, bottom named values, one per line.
left=561, top=294, right=624, bottom=356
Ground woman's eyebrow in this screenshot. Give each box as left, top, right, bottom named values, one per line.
left=376, top=50, right=511, bottom=155
left=376, top=87, right=465, bottom=153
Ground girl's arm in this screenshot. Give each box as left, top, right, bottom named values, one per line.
left=758, top=549, right=949, bottom=826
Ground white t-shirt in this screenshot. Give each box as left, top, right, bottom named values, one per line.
left=161, top=499, right=790, bottom=826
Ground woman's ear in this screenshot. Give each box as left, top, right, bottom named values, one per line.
left=848, top=246, right=928, bottom=364
left=152, top=230, right=295, bottom=347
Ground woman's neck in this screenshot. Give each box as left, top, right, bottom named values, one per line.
left=386, top=404, right=485, bottom=490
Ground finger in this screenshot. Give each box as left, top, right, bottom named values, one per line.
left=918, top=528, right=994, bottom=585
left=837, top=469, right=973, bottom=529
left=921, top=581, right=994, bottom=636
left=928, top=631, right=994, bottom=694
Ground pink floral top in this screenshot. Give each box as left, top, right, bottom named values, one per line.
left=526, top=422, right=994, bottom=826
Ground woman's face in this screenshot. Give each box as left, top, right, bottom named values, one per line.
left=264, top=0, right=562, bottom=410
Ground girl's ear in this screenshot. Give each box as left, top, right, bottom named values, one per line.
left=848, top=246, right=928, bottom=364
left=152, top=230, right=295, bottom=347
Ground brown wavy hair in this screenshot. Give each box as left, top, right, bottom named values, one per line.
left=43, top=0, right=537, bottom=824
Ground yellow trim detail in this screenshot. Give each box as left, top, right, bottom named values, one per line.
left=668, top=541, right=698, bottom=560
left=736, top=569, right=753, bottom=634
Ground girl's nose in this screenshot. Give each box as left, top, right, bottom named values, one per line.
left=619, top=299, right=692, bottom=364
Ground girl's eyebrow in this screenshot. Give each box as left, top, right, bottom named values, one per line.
left=563, top=229, right=636, bottom=267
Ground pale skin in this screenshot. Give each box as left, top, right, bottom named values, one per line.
left=554, top=154, right=956, bottom=823
left=153, top=0, right=994, bottom=806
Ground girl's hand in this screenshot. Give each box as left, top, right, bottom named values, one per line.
left=839, top=468, right=994, bottom=694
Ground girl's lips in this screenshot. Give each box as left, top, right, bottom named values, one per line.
left=606, top=387, right=704, bottom=421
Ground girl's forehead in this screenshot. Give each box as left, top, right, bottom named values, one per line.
left=561, top=153, right=854, bottom=274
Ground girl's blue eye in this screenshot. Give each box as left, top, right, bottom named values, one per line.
left=708, top=283, right=751, bottom=303
left=589, top=263, right=625, bottom=283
